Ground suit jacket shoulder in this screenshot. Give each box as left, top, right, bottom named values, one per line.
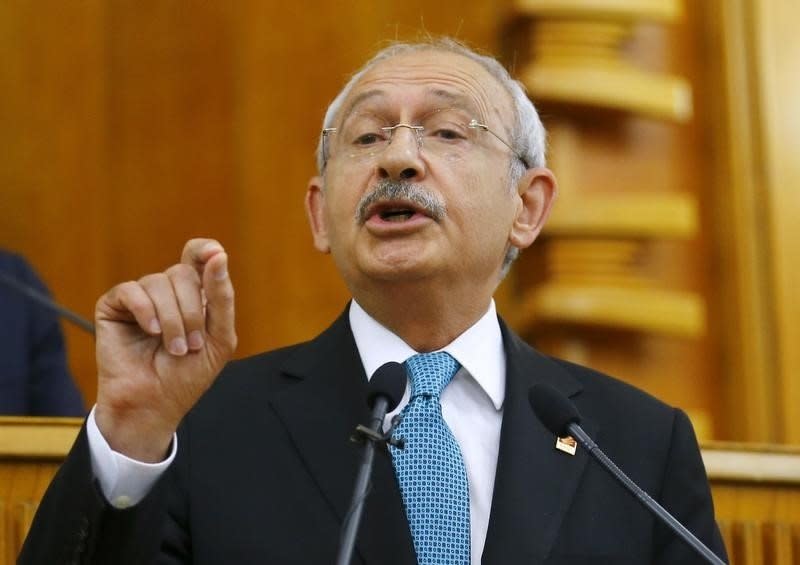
left=484, top=321, right=726, bottom=564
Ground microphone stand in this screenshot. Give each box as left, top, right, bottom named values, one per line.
left=336, top=409, right=404, bottom=565
left=0, top=271, right=95, bottom=334
left=530, top=384, right=726, bottom=565
left=566, top=422, right=726, bottom=565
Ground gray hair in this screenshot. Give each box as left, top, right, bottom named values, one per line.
left=317, top=37, right=547, bottom=280
left=316, top=37, right=547, bottom=175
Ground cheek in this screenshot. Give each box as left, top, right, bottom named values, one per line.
left=452, top=174, right=516, bottom=231
left=322, top=174, right=367, bottom=235
left=449, top=196, right=514, bottom=261
left=481, top=196, right=519, bottom=245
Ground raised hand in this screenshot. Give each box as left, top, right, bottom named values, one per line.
left=94, top=239, right=237, bottom=462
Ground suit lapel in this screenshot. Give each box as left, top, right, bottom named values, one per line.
left=482, top=322, right=596, bottom=564
left=267, top=309, right=416, bottom=565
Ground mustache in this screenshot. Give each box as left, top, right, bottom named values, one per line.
left=355, top=180, right=446, bottom=224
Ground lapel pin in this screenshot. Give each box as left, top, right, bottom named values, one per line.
left=555, top=435, right=577, bottom=456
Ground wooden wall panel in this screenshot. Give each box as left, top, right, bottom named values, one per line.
left=751, top=0, right=800, bottom=443
left=103, top=1, right=239, bottom=283
left=0, top=1, right=107, bottom=401
left=700, top=0, right=800, bottom=443
left=506, top=3, right=725, bottom=440
left=3, top=0, right=794, bottom=444
left=0, top=1, right=510, bottom=407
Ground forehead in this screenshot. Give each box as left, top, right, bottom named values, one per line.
left=339, top=50, right=513, bottom=123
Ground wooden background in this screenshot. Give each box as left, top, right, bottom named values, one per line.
left=1, top=0, right=797, bottom=444
left=0, top=0, right=502, bottom=399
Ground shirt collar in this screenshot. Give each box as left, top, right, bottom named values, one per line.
left=349, top=299, right=505, bottom=410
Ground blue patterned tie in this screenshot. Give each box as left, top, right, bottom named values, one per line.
left=390, top=352, right=470, bottom=564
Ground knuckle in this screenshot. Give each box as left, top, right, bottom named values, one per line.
left=182, top=307, right=205, bottom=326
left=95, top=293, right=108, bottom=314
left=115, top=282, right=149, bottom=310
left=157, top=312, right=183, bottom=332
left=216, top=290, right=235, bottom=307
left=113, top=280, right=138, bottom=296
left=166, top=263, right=200, bottom=282
left=127, top=294, right=154, bottom=316
left=138, top=272, right=167, bottom=288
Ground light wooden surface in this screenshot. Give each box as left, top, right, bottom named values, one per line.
left=703, top=442, right=800, bottom=485
left=545, top=192, right=698, bottom=238
left=508, top=0, right=800, bottom=446
left=517, top=283, right=706, bottom=337
left=508, top=0, right=720, bottom=440
left=515, top=0, right=683, bottom=20
left=700, top=0, right=800, bottom=444
left=0, top=418, right=81, bottom=564
left=703, top=442, right=800, bottom=564
left=751, top=0, right=800, bottom=445
left=522, top=63, right=693, bottom=122
left=0, top=417, right=82, bottom=459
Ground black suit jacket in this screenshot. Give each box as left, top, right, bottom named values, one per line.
left=20, top=310, right=726, bottom=564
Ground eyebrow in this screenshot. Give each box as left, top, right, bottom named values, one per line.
left=425, top=89, right=477, bottom=113
left=339, top=90, right=387, bottom=125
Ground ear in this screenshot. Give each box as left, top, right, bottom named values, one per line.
left=305, top=176, right=331, bottom=254
left=509, top=167, right=558, bottom=250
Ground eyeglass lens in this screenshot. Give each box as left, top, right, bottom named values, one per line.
left=325, top=108, right=492, bottom=163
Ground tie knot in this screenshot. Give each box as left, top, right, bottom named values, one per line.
left=404, top=351, right=460, bottom=399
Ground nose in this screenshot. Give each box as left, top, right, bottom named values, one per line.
left=375, top=125, right=427, bottom=181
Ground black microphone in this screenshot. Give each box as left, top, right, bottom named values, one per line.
left=337, top=362, right=406, bottom=565
left=528, top=383, right=726, bottom=565
left=0, top=271, right=95, bottom=334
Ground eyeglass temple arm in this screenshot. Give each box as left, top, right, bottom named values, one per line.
left=468, top=120, right=528, bottom=167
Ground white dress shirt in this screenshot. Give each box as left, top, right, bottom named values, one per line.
left=350, top=300, right=505, bottom=564
left=87, top=299, right=506, bottom=564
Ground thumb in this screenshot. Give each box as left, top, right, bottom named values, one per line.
left=202, top=252, right=236, bottom=353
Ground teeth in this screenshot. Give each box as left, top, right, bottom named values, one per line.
left=380, top=209, right=414, bottom=221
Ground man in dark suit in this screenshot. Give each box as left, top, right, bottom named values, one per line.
left=0, top=250, right=84, bottom=416
left=20, top=38, right=726, bottom=564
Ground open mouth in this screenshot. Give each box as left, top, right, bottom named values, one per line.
left=356, top=181, right=446, bottom=224
left=379, top=207, right=417, bottom=222
left=364, top=199, right=430, bottom=224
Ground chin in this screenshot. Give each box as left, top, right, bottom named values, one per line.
left=357, top=253, right=437, bottom=284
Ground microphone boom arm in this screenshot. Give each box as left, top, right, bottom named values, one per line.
left=0, top=272, right=95, bottom=334
left=567, top=422, right=726, bottom=565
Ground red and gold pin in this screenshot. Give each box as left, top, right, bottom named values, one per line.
left=555, top=435, right=577, bottom=456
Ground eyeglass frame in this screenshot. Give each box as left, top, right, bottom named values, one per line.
left=320, top=117, right=529, bottom=169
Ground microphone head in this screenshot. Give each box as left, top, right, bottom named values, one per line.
left=528, top=383, right=582, bottom=437
left=367, top=362, right=406, bottom=412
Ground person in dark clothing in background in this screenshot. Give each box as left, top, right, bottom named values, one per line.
left=0, top=250, right=84, bottom=416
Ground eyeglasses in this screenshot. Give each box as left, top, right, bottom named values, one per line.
left=321, top=108, right=527, bottom=168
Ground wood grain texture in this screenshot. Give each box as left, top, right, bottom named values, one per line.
left=1, top=0, right=796, bottom=447
left=0, top=0, right=507, bottom=406
left=750, top=0, right=800, bottom=444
